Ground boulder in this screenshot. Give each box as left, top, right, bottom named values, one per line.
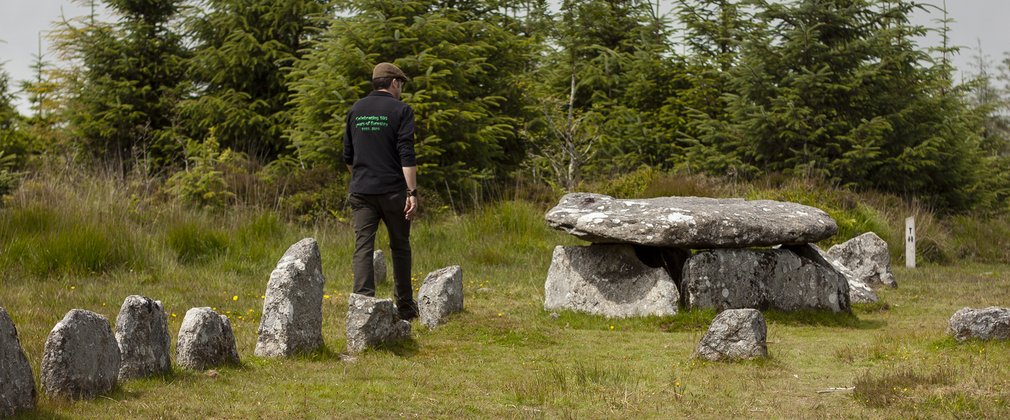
left=784, top=244, right=878, bottom=304
left=418, top=266, right=464, bottom=329
left=695, top=309, right=768, bottom=361
left=0, top=307, right=35, bottom=416
left=346, top=294, right=411, bottom=353
left=545, top=193, right=837, bottom=248
left=827, top=232, right=896, bottom=288
left=115, top=295, right=172, bottom=380
left=256, top=238, right=326, bottom=357
left=41, top=309, right=121, bottom=400
left=948, top=307, right=1010, bottom=342
left=682, top=248, right=850, bottom=312
left=544, top=244, right=680, bottom=318
left=374, top=250, right=387, bottom=285
left=176, top=308, right=240, bottom=370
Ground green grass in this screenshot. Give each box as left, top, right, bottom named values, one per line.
left=4, top=171, right=1010, bottom=417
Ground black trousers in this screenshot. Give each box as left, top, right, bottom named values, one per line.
left=348, top=191, right=417, bottom=316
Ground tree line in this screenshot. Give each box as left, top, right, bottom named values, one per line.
left=2, top=0, right=1010, bottom=214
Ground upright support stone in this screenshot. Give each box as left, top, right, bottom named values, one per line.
left=256, top=238, right=326, bottom=357
left=695, top=309, right=768, bottom=361
left=544, top=244, right=680, bottom=318
left=828, top=232, right=897, bottom=288
left=1, top=307, right=35, bottom=416
left=115, top=295, right=172, bottom=380
left=41, top=310, right=121, bottom=400
left=177, top=308, right=240, bottom=370
left=682, top=248, right=850, bottom=313
left=786, top=244, right=878, bottom=304
left=374, top=250, right=387, bottom=285
left=418, top=266, right=464, bottom=329
left=346, top=294, right=411, bottom=353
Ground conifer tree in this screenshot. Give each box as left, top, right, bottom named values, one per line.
left=55, top=0, right=188, bottom=170
left=692, top=0, right=985, bottom=210
left=181, top=0, right=331, bottom=162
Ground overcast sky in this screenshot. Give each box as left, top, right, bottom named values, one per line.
left=1, top=0, right=1008, bottom=114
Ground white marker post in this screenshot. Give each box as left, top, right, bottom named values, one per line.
left=905, top=216, right=916, bottom=268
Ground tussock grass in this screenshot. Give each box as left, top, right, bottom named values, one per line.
left=5, top=169, right=1010, bottom=417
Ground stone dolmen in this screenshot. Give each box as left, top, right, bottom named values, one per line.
left=544, top=192, right=855, bottom=317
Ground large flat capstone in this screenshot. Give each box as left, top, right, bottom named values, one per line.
left=545, top=193, right=837, bottom=248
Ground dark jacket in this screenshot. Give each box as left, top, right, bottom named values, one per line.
left=343, top=91, right=417, bottom=194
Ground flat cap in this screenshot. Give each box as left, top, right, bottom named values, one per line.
left=372, top=62, right=409, bottom=81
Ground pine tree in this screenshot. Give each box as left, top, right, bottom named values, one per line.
left=181, top=0, right=331, bottom=162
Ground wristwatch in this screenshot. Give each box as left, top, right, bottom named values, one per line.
left=407, top=188, right=418, bottom=197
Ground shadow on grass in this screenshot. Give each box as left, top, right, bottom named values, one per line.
left=543, top=309, right=718, bottom=333
left=372, top=337, right=420, bottom=358
left=763, top=309, right=885, bottom=329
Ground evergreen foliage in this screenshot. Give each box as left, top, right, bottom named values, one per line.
left=181, top=0, right=331, bottom=162
left=686, top=0, right=987, bottom=211
left=525, top=0, right=688, bottom=190
left=55, top=0, right=189, bottom=170
left=287, top=0, right=534, bottom=195
left=1, top=64, right=28, bottom=197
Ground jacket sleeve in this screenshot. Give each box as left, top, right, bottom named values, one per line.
left=342, top=111, right=354, bottom=165
left=397, top=105, right=417, bottom=167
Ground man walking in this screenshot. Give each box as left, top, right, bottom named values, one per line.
left=343, top=62, right=419, bottom=320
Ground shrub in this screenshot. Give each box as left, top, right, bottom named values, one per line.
left=166, top=135, right=236, bottom=210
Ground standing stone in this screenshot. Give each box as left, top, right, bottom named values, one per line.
left=682, top=248, right=850, bottom=312
left=827, top=232, right=897, bottom=288
left=785, top=244, right=878, bottom=304
left=544, top=244, right=680, bottom=318
left=177, top=308, right=240, bottom=370
left=256, top=238, right=326, bottom=358
left=948, top=307, right=1010, bottom=342
left=346, top=294, right=411, bottom=353
left=695, top=309, right=768, bottom=361
left=115, top=295, right=172, bottom=380
left=1, top=307, right=35, bottom=416
left=374, top=250, right=387, bottom=285
left=41, top=310, right=121, bottom=400
left=418, top=266, right=464, bottom=329
left=545, top=193, right=838, bottom=247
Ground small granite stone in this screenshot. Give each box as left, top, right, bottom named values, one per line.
left=346, top=294, right=411, bottom=353
left=177, top=308, right=240, bottom=370
left=948, top=307, right=1010, bottom=342
left=418, top=266, right=464, bottom=329
left=115, top=295, right=172, bottom=380
left=1, top=307, right=36, bottom=416
left=695, top=309, right=768, bottom=361
left=41, top=309, right=121, bottom=400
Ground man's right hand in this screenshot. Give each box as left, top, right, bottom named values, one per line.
left=404, top=195, right=418, bottom=220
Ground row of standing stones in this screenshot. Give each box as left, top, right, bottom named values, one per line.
left=541, top=192, right=1008, bottom=361
left=0, top=238, right=464, bottom=416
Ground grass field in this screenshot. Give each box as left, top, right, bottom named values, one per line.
left=3, top=174, right=1010, bottom=418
